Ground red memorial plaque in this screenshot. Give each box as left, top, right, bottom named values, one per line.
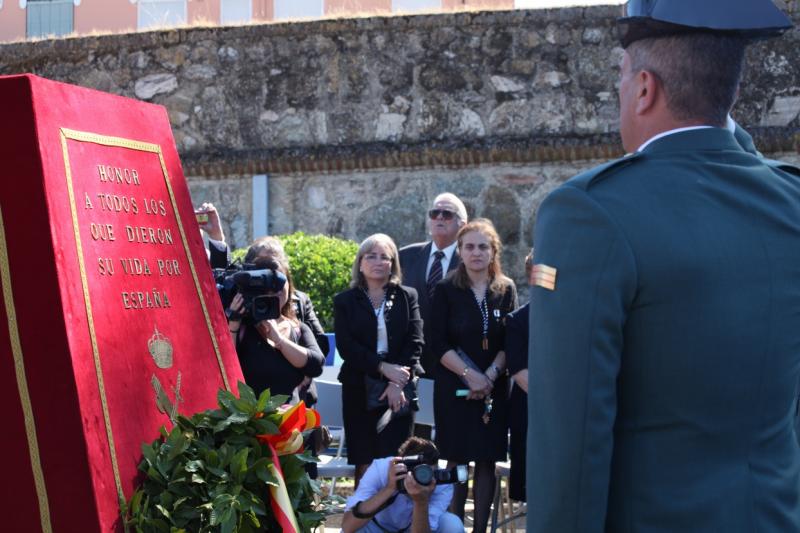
left=0, top=75, right=244, bottom=532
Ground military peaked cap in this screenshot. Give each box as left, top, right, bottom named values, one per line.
left=617, top=0, right=793, bottom=47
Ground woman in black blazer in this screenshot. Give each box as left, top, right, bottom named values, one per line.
left=430, top=219, right=517, bottom=532
left=334, top=233, right=424, bottom=484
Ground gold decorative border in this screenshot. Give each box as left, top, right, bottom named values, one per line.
left=59, top=128, right=231, bottom=505
left=0, top=205, right=53, bottom=532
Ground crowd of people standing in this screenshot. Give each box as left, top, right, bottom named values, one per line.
left=200, top=190, right=528, bottom=532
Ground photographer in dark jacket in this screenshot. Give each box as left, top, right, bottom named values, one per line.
left=226, top=237, right=325, bottom=398
left=202, top=214, right=330, bottom=356
left=335, top=233, right=424, bottom=485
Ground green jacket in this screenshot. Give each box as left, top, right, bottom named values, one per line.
left=528, top=127, right=800, bottom=532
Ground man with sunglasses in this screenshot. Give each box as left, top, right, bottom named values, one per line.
left=528, top=1, right=800, bottom=532
left=400, top=193, right=468, bottom=379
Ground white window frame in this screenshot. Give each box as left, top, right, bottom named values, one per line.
left=273, top=0, right=323, bottom=20
left=221, top=0, right=251, bottom=24
left=137, top=0, right=187, bottom=30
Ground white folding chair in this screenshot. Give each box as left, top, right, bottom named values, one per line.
left=314, top=379, right=355, bottom=494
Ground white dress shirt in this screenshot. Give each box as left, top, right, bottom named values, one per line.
left=425, top=241, right=458, bottom=278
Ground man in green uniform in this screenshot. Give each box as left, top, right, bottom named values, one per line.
left=527, top=1, right=800, bottom=531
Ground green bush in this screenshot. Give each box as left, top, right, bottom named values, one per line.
left=232, top=232, right=358, bottom=330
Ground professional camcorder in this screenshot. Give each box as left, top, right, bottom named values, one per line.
left=395, top=454, right=468, bottom=492
left=215, top=261, right=287, bottom=323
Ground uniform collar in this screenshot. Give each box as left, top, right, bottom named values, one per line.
left=636, top=125, right=714, bottom=153
left=637, top=127, right=744, bottom=155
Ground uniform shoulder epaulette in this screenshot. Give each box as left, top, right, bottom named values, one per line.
left=569, top=153, right=643, bottom=190
left=762, top=158, right=800, bottom=178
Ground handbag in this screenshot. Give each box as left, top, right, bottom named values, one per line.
left=365, top=369, right=417, bottom=417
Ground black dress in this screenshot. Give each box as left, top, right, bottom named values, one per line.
left=505, top=303, right=529, bottom=502
left=333, top=284, right=424, bottom=464
left=235, top=320, right=325, bottom=397
left=430, top=277, right=517, bottom=462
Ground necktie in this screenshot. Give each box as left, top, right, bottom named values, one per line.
left=427, top=251, right=445, bottom=299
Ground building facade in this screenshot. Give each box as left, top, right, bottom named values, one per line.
left=0, top=0, right=514, bottom=42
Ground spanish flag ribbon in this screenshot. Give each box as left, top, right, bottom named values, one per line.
left=256, top=402, right=321, bottom=532
left=256, top=401, right=321, bottom=455
left=267, top=442, right=301, bottom=533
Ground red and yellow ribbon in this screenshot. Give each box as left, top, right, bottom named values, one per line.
left=256, top=402, right=321, bottom=533
left=257, top=401, right=321, bottom=455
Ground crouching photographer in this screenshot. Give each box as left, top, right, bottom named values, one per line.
left=222, top=237, right=325, bottom=400
left=343, top=437, right=466, bottom=533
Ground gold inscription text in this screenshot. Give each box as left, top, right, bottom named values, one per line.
left=98, top=165, right=140, bottom=186
left=125, top=225, right=174, bottom=245
left=122, top=289, right=172, bottom=310
left=142, top=197, right=167, bottom=216
left=98, top=257, right=114, bottom=275
left=96, top=193, right=139, bottom=214
left=90, top=222, right=115, bottom=241
left=157, top=259, right=181, bottom=276
left=120, top=257, right=153, bottom=276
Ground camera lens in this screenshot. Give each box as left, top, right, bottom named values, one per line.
left=412, top=464, right=434, bottom=486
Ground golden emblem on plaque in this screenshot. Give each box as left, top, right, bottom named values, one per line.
left=148, top=326, right=174, bottom=369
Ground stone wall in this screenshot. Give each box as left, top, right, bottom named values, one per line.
left=2, top=6, right=799, bottom=288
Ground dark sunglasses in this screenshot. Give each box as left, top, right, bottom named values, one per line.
left=428, top=209, right=456, bottom=220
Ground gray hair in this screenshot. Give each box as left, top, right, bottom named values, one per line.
left=433, top=192, right=468, bottom=223
left=627, top=34, right=748, bottom=126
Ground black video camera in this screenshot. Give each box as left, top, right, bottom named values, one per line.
left=215, top=261, right=287, bottom=323
left=395, top=454, right=468, bottom=492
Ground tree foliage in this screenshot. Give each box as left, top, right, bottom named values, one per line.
left=232, top=232, right=358, bottom=330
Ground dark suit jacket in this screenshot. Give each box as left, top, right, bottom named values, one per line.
left=399, top=241, right=460, bottom=376
left=294, top=290, right=329, bottom=355
left=208, top=240, right=230, bottom=269
left=529, top=127, right=800, bottom=532
left=333, top=284, right=424, bottom=386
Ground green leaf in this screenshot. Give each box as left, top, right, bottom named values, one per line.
left=217, top=389, right=237, bottom=410
left=252, top=418, right=279, bottom=435
left=267, top=394, right=290, bottom=409
left=238, top=381, right=257, bottom=405
left=231, top=447, right=250, bottom=480
left=167, top=431, right=190, bottom=461
left=232, top=398, right=256, bottom=415
left=214, top=411, right=251, bottom=432
left=243, top=511, right=261, bottom=527
left=256, top=389, right=271, bottom=413
left=141, top=442, right=157, bottom=465
left=184, top=460, right=204, bottom=473
left=220, top=508, right=236, bottom=533
left=155, top=504, right=171, bottom=520
left=129, top=489, right=143, bottom=515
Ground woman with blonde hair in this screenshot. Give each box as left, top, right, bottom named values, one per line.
left=334, top=233, right=424, bottom=484
left=429, top=219, right=517, bottom=532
